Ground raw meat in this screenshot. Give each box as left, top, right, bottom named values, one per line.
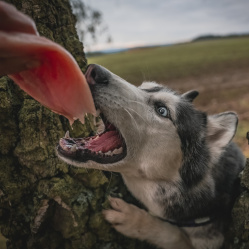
left=3, top=31, right=96, bottom=124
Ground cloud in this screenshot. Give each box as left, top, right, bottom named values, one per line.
left=83, top=0, right=249, bottom=51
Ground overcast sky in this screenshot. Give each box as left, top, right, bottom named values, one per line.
left=82, top=0, right=249, bottom=52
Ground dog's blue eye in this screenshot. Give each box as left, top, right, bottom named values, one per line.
left=157, top=106, right=168, bottom=117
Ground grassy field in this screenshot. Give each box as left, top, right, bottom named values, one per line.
left=88, top=37, right=249, bottom=156
left=88, top=36, right=249, bottom=85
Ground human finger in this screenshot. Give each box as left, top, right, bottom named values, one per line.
left=0, top=1, right=38, bottom=35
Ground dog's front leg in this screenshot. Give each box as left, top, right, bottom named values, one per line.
left=103, top=197, right=193, bottom=249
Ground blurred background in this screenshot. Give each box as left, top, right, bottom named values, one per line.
left=72, top=0, right=249, bottom=156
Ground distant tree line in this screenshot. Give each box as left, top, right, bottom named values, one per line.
left=192, top=33, right=249, bottom=42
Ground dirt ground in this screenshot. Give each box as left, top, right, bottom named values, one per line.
left=164, top=67, right=249, bottom=156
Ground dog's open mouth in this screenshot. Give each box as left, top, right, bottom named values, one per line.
left=57, top=113, right=127, bottom=164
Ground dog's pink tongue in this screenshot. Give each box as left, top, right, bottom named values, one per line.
left=6, top=32, right=96, bottom=124
left=86, top=131, right=123, bottom=153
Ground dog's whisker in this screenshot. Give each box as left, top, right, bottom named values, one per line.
left=123, top=99, right=147, bottom=108
left=123, top=108, right=139, bottom=129
left=98, top=89, right=145, bottom=107
left=125, top=106, right=149, bottom=125
left=123, top=108, right=141, bottom=140
left=114, top=83, right=141, bottom=96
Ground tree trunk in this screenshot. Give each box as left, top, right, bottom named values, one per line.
left=231, top=158, right=249, bottom=248
left=0, top=0, right=152, bottom=248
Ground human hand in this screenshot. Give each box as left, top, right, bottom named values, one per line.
left=0, top=1, right=40, bottom=76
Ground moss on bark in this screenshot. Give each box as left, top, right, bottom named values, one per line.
left=0, top=0, right=152, bottom=248
left=231, top=159, right=249, bottom=249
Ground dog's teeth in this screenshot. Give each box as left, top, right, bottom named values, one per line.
left=65, top=130, right=70, bottom=139
left=113, top=147, right=123, bottom=155
left=94, top=135, right=99, bottom=140
left=98, top=151, right=103, bottom=154
left=118, top=147, right=123, bottom=153
left=71, top=144, right=77, bottom=152
left=93, top=116, right=97, bottom=126
left=112, top=149, right=118, bottom=155
left=105, top=151, right=112, bottom=156
left=104, top=147, right=123, bottom=156
left=96, top=122, right=105, bottom=134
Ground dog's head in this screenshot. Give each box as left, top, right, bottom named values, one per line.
left=57, top=64, right=238, bottom=185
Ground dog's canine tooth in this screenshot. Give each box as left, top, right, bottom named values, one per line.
left=93, top=110, right=101, bottom=126
left=65, top=130, right=70, bottom=139
left=105, top=151, right=112, bottom=156
left=117, top=147, right=123, bottom=154
left=112, top=149, right=118, bottom=155
left=112, top=149, right=119, bottom=155
left=71, top=144, right=77, bottom=152
left=112, top=147, right=123, bottom=155
left=96, top=120, right=105, bottom=134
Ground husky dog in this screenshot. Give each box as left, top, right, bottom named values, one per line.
left=57, top=64, right=245, bottom=249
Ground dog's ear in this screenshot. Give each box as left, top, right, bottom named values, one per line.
left=207, top=112, right=238, bottom=149
left=181, top=90, right=199, bottom=102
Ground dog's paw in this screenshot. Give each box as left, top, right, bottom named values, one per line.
left=103, top=197, right=153, bottom=240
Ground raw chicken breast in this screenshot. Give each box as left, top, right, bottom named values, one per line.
left=3, top=31, right=96, bottom=124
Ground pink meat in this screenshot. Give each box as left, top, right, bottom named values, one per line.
left=3, top=31, right=96, bottom=124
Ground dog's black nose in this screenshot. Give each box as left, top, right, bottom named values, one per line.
left=85, top=64, right=110, bottom=85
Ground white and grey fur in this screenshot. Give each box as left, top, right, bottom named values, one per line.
left=57, top=65, right=245, bottom=249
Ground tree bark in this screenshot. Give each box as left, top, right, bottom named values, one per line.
left=231, top=158, right=249, bottom=248
left=0, top=0, right=152, bottom=248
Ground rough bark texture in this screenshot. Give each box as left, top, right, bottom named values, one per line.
left=232, top=158, right=249, bottom=249
left=0, top=0, right=152, bottom=248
